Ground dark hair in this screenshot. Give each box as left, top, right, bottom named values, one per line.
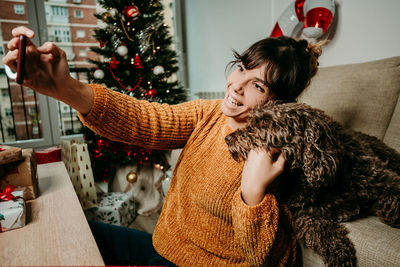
left=229, top=36, right=323, bottom=102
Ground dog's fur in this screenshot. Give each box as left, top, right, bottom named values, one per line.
left=225, top=101, right=400, bottom=266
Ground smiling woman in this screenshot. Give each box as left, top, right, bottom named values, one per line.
left=3, top=23, right=324, bottom=265
left=222, top=36, right=323, bottom=130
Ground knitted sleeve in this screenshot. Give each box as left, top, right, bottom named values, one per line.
left=231, top=189, right=297, bottom=266
left=78, top=84, right=209, bottom=150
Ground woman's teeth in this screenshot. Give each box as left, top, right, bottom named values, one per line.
left=228, top=96, right=242, bottom=106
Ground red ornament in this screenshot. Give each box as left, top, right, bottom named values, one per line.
left=270, top=0, right=335, bottom=38
left=97, top=139, right=104, bottom=149
left=99, top=41, right=105, bottom=48
left=110, top=57, right=120, bottom=69
left=123, top=5, right=140, bottom=21
left=134, top=54, right=143, bottom=69
left=146, top=89, right=157, bottom=97
left=303, top=0, right=335, bottom=38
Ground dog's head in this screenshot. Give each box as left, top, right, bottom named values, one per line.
left=225, top=101, right=342, bottom=187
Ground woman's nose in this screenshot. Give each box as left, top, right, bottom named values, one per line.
left=232, top=81, right=244, bottom=94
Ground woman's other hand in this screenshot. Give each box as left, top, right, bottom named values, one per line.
left=241, top=148, right=285, bottom=206
left=2, top=26, right=94, bottom=114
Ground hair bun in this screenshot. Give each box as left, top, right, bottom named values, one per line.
left=296, top=39, right=309, bottom=50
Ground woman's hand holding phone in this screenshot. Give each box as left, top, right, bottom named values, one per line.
left=2, top=26, right=94, bottom=114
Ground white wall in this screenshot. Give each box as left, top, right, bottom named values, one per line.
left=183, top=0, right=400, bottom=98
left=184, top=0, right=273, bottom=98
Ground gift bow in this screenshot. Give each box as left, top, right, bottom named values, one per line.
left=0, top=185, right=16, bottom=201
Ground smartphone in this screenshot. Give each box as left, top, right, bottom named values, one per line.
left=16, top=35, right=27, bottom=85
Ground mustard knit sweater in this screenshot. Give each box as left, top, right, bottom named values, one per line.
left=79, top=84, right=297, bottom=266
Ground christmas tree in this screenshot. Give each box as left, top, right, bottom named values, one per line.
left=83, top=0, right=186, bottom=182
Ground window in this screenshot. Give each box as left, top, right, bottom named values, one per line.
left=74, top=10, right=83, bottom=18
left=25, top=88, right=35, bottom=96
left=5, top=108, right=12, bottom=117
left=76, top=30, right=86, bottom=38
left=14, top=5, right=25, bottom=15
left=54, top=28, right=71, bottom=42
left=73, top=0, right=82, bottom=3
left=78, top=48, right=87, bottom=57
left=28, top=107, right=37, bottom=115
left=1, top=89, right=9, bottom=97
left=51, top=6, right=68, bottom=18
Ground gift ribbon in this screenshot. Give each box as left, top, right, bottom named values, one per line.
left=0, top=185, right=16, bottom=201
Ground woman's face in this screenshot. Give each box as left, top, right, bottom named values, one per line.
left=221, top=63, right=272, bottom=129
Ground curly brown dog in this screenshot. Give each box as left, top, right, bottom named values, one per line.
left=225, top=100, right=400, bottom=267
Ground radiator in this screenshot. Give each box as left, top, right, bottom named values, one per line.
left=195, top=91, right=225, bottom=99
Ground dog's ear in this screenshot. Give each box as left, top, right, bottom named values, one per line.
left=225, top=130, right=250, bottom=162
left=302, top=120, right=340, bottom=187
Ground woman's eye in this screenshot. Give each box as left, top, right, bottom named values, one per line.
left=254, top=83, right=265, bottom=92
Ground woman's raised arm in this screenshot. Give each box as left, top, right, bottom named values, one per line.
left=2, top=26, right=94, bottom=114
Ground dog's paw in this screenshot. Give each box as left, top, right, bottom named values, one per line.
left=376, top=189, right=400, bottom=227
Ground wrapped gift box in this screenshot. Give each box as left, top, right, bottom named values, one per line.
left=0, top=190, right=26, bottom=232
left=0, top=149, right=39, bottom=200
left=84, top=192, right=136, bottom=227
left=61, top=140, right=97, bottom=210
left=0, top=145, right=22, bottom=165
left=35, top=146, right=61, bottom=164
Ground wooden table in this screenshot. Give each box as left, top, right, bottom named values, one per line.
left=0, top=161, right=104, bottom=266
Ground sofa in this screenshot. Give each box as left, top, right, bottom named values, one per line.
left=297, top=56, right=400, bottom=266
left=129, top=56, right=400, bottom=266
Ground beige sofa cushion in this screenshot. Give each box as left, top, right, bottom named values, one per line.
left=299, top=57, right=400, bottom=142
left=384, top=95, right=400, bottom=151
left=301, top=217, right=400, bottom=267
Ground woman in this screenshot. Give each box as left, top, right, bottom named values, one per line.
left=3, top=26, right=322, bottom=266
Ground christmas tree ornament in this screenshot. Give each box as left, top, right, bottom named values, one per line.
left=117, top=45, right=129, bottom=57
left=126, top=170, right=138, bottom=183
left=123, top=5, right=140, bottom=21
left=94, top=69, right=105, bottom=79
left=108, top=65, right=142, bottom=92
left=146, top=89, right=157, bottom=98
left=120, top=19, right=135, bottom=42
left=153, top=65, right=165, bottom=75
left=134, top=54, right=143, bottom=69
left=101, top=12, right=113, bottom=23
left=110, top=57, right=120, bottom=69
left=109, top=8, right=118, bottom=18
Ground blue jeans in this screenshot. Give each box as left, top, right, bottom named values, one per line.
left=88, top=220, right=177, bottom=266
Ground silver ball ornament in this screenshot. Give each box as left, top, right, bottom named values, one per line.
left=153, top=65, right=165, bottom=75
left=109, top=8, right=118, bottom=17
left=94, top=69, right=105, bottom=79
left=117, top=45, right=129, bottom=57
